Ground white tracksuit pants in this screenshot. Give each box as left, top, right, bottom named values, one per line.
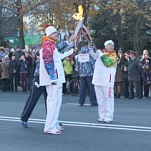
left=94, top=85, right=114, bottom=122
left=44, top=84, right=62, bottom=132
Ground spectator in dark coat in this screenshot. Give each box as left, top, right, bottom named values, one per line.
left=18, top=54, right=29, bottom=92
left=25, top=51, right=33, bottom=89
left=14, top=46, right=25, bottom=86
left=142, top=63, right=151, bottom=99
left=14, top=46, right=24, bottom=61
left=9, top=54, right=18, bottom=92
left=140, top=49, right=151, bottom=67
left=140, top=49, right=151, bottom=97
left=121, top=52, right=130, bottom=98
left=114, top=48, right=123, bottom=98
left=128, top=50, right=143, bottom=99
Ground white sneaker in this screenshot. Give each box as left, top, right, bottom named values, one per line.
left=104, top=120, right=112, bottom=123
left=56, top=124, right=64, bottom=131
left=97, top=118, right=104, bottom=122
left=44, top=128, right=61, bottom=135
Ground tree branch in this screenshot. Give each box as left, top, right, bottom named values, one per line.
left=23, top=0, right=55, bottom=15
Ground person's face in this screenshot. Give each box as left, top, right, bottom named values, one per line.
left=143, top=50, right=148, bottom=56
left=29, top=48, right=33, bottom=53
left=124, top=53, right=129, bottom=59
left=37, top=55, right=40, bottom=59
left=64, top=35, right=68, bottom=40
left=0, top=50, right=4, bottom=54
left=106, top=44, right=114, bottom=51
left=49, top=32, right=58, bottom=41
left=130, top=53, right=135, bottom=59
left=16, top=47, right=21, bottom=51
left=20, top=55, right=25, bottom=60
left=25, top=52, right=29, bottom=57
left=2, top=58, right=5, bottom=62
left=118, top=51, right=123, bottom=56
left=12, top=56, right=16, bottom=60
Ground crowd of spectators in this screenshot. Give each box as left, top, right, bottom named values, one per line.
left=0, top=44, right=151, bottom=100
left=0, top=46, right=39, bottom=92
left=115, top=49, right=151, bottom=99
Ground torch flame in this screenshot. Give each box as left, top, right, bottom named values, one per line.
left=72, top=5, right=83, bottom=21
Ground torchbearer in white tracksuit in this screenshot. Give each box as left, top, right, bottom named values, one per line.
left=90, top=40, right=117, bottom=123
left=39, top=25, right=76, bottom=134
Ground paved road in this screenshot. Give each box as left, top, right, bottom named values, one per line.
left=0, top=91, right=151, bottom=151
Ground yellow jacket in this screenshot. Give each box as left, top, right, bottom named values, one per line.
left=62, top=59, right=74, bottom=75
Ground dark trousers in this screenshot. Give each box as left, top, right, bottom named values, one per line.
left=16, top=71, right=20, bottom=86
left=2, top=78, right=10, bottom=92
left=63, top=74, right=72, bottom=94
left=143, top=84, right=150, bottom=98
left=21, top=75, right=47, bottom=122
left=20, top=72, right=28, bottom=92
left=10, top=73, right=18, bottom=92
left=129, top=80, right=142, bottom=98
left=123, top=78, right=129, bottom=98
left=140, top=76, right=143, bottom=99
left=28, top=68, right=34, bottom=90
left=78, top=76, right=97, bottom=105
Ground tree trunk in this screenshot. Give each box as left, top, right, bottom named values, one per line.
left=117, top=13, right=124, bottom=49
left=18, top=17, right=25, bottom=49
left=133, top=15, right=141, bottom=54
left=0, top=7, right=2, bottom=46
left=16, top=0, right=25, bottom=49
